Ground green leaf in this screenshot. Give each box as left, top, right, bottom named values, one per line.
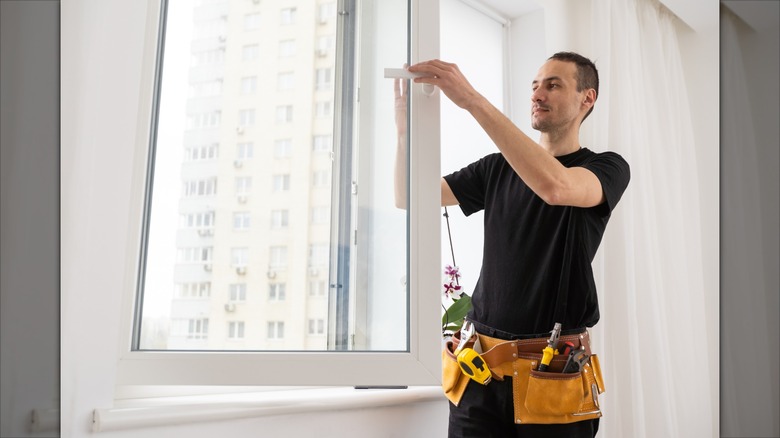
left=442, top=294, right=472, bottom=329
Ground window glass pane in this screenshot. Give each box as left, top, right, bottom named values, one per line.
left=137, top=0, right=409, bottom=352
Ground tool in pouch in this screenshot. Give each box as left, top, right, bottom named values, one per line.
left=454, top=320, right=492, bottom=385
left=537, top=322, right=562, bottom=372
left=562, top=347, right=590, bottom=373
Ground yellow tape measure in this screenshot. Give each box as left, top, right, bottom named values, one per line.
left=457, top=348, right=492, bottom=385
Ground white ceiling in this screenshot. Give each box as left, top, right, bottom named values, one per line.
left=478, top=0, right=542, bottom=19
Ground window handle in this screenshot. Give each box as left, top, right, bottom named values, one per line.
left=384, top=68, right=435, bottom=96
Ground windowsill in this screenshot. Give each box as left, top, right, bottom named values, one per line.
left=93, top=386, right=444, bottom=432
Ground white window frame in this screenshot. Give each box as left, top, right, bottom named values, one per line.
left=233, top=211, right=251, bottom=230
left=268, top=283, right=286, bottom=301
left=244, top=12, right=261, bottom=31
left=240, top=76, right=257, bottom=94
left=114, top=0, right=441, bottom=387
left=278, top=39, right=296, bottom=58
left=228, top=321, right=245, bottom=339
left=242, top=44, right=260, bottom=62
left=228, top=284, right=247, bottom=302
left=277, top=71, right=295, bottom=91
left=274, top=139, right=292, bottom=158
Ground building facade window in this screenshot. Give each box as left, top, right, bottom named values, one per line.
left=309, top=280, right=327, bottom=297
left=244, top=13, right=261, bottom=31
left=189, top=79, right=223, bottom=97
left=180, top=211, right=215, bottom=229
left=175, top=282, right=211, bottom=299
left=182, top=178, right=218, bottom=197
left=280, top=8, right=296, bottom=25
left=229, top=284, right=247, bottom=302
left=236, top=142, right=253, bottom=160
left=314, top=101, right=332, bottom=118
left=176, top=247, right=213, bottom=264
left=308, top=244, right=329, bottom=267
left=191, top=48, right=225, bottom=66
left=185, top=143, right=219, bottom=161
left=170, top=318, right=209, bottom=340
left=311, top=206, right=329, bottom=224
left=272, top=174, right=290, bottom=192
left=269, top=246, right=287, bottom=269
left=317, top=3, right=337, bottom=24
left=186, top=111, right=221, bottom=129
left=231, top=247, right=249, bottom=268
left=270, top=209, right=289, bottom=229
left=242, top=44, right=260, bottom=61
left=235, top=176, right=252, bottom=194
left=233, top=212, right=251, bottom=230
left=275, top=105, right=293, bottom=123
left=240, top=76, right=257, bottom=94
left=277, top=72, right=295, bottom=91
left=278, top=39, right=296, bottom=57
left=312, top=135, right=332, bottom=152
left=308, top=319, right=325, bottom=335
left=312, top=170, right=330, bottom=187
left=267, top=321, right=285, bottom=339
left=315, top=68, right=332, bottom=91
left=228, top=321, right=245, bottom=339
left=268, top=283, right=286, bottom=301
left=274, top=139, right=292, bottom=158
left=238, top=109, right=256, bottom=127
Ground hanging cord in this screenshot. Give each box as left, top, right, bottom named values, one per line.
left=442, top=207, right=459, bottom=333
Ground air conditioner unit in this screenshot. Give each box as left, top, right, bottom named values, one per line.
left=233, top=159, right=243, bottom=168
left=224, top=303, right=236, bottom=312
left=197, top=228, right=214, bottom=236
left=236, top=126, right=244, bottom=135
left=237, top=194, right=248, bottom=204
left=267, top=270, right=276, bottom=279
left=203, top=264, right=212, bottom=272
left=236, top=266, right=247, bottom=275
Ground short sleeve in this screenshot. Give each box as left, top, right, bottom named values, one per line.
left=443, top=154, right=498, bottom=216
left=583, top=151, right=630, bottom=215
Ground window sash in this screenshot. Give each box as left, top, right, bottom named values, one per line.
left=117, top=0, right=441, bottom=387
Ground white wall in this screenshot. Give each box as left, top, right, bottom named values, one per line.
left=439, top=0, right=506, bottom=294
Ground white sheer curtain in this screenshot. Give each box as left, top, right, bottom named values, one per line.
left=583, top=0, right=717, bottom=436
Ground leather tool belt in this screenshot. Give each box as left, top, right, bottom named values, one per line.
left=442, top=328, right=605, bottom=425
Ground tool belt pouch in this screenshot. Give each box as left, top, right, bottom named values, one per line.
left=441, top=334, right=471, bottom=406
left=513, top=353, right=605, bottom=424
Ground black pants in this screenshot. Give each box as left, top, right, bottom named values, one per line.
left=448, top=377, right=599, bottom=438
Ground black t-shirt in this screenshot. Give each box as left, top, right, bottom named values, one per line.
left=443, top=148, right=630, bottom=335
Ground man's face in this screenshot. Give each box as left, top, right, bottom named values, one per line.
left=530, top=60, right=588, bottom=133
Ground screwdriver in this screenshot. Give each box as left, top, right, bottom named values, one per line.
left=538, top=322, right=562, bottom=372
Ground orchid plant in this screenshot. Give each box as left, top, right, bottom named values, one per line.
left=441, top=264, right=472, bottom=336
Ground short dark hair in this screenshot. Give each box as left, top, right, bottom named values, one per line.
left=548, top=52, right=599, bottom=122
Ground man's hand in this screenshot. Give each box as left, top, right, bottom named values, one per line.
left=408, top=60, right=484, bottom=111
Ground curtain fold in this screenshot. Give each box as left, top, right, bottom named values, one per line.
left=585, top=0, right=716, bottom=436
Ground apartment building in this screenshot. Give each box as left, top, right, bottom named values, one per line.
left=160, top=0, right=338, bottom=351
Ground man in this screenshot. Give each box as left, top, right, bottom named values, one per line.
left=395, top=52, right=630, bottom=437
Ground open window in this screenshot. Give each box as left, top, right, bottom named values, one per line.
left=117, top=0, right=442, bottom=386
